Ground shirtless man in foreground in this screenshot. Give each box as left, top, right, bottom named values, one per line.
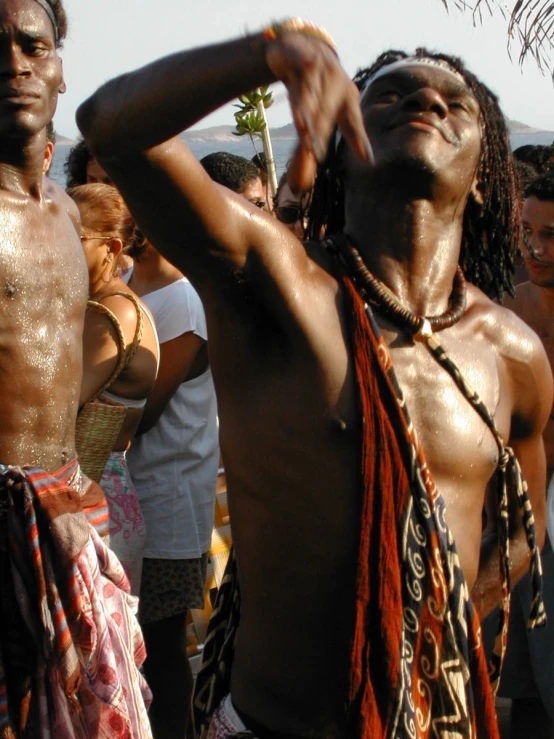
left=0, top=0, right=151, bottom=734
left=78, top=23, right=551, bottom=738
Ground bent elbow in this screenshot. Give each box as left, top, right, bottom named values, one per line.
left=76, top=78, right=126, bottom=158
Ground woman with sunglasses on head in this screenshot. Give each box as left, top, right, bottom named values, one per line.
left=69, top=183, right=160, bottom=596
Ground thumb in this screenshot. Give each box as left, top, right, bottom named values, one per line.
left=287, top=142, right=318, bottom=196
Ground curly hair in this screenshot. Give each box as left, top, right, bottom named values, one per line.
left=513, top=145, right=554, bottom=177
left=200, top=152, right=259, bottom=193
left=64, top=138, right=93, bottom=188
left=525, top=173, right=554, bottom=201
left=306, top=48, right=519, bottom=302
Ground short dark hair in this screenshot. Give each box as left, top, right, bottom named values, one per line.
left=513, top=145, right=554, bottom=176
left=307, top=48, right=519, bottom=302
left=200, top=152, right=259, bottom=193
left=64, top=138, right=93, bottom=188
left=513, top=159, right=537, bottom=198
left=44, top=0, right=68, bottom=47
left=525, top=173, right=554, bottom=202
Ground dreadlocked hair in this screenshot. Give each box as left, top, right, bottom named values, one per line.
left=306, top=48, right=519, bottom=302
left=44, top=0, right=68, bottom=46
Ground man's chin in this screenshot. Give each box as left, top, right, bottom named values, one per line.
left=528, top=272, right=554, bottom=289
left=368, top=153, right=437, bottom=193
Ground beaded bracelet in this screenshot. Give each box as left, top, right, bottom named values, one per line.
left=262, top=19, right=337, bottom=55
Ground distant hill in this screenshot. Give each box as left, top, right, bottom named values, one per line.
left=55, top=134, right=76, bottom=145
left=507, top=118, right=543, bottom=134
left=182, top=119, right=549, bottom=141
left=181, top=122, right=297, bottom=143
left=56, top=118, right=549, bottom=148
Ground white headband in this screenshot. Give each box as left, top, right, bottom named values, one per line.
left=360, top=57, right=466, bottom=97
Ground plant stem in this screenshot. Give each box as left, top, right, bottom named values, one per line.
left=255, top=89, right=278, bottom=197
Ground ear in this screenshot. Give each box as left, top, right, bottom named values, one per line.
left=108, top=237, right=124, bottom=260
left=58, top=59, right=66, bottom=95
left=470, top=172, right=484, bottom=206
left=42, top=141, right=54, bottom=174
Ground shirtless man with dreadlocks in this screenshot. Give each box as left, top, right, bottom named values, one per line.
left=77, top=22, right=551, bottom=739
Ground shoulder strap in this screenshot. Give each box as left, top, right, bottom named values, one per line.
left=424, top=333, right=505, bottom=453
left=86, top=291, right=145, bottom=401
left=422, top=331, right=545, bottom=683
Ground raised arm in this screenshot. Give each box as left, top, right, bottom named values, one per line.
left=76, top=25, right=369, bottom=296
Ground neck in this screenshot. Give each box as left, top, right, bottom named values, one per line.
left=343, top=185, right=466, bottom=316
left=129, top=247, right=184, bottom=296
left=90, top=273, right=122, bottom=298
left=0, top=132, right=48, bottom=197
left=532, top=281, right=554, bottom=312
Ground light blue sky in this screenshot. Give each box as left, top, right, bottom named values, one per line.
left=55, top=0, right=554, bottom=139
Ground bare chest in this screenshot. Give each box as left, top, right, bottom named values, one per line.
left=0, top=206, right=88, bottom=322
left=382, top=325, right=506, bottom=486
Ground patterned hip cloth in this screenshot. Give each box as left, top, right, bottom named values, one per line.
left=203, top=694, right=255, bottom=738
left=100, top=450, right=146, bottom=595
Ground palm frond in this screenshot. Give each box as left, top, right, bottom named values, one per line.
left=443, top=0, right=554, bottom=73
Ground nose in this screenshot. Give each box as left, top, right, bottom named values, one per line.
left=401, top=86, right=448, bottom=119
left=0, top=43, right=31, bottom=78
left=524, top=230, right=547, bottom=262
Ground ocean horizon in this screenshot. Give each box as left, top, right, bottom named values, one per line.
left=50, top=130, right=554, bottom=189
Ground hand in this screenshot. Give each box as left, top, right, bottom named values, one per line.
left=265, top=32, right=372, bottom=193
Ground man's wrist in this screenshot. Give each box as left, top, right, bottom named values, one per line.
left=261, top=19, right=337, bottom=55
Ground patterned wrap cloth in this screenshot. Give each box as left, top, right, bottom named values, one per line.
left=0, top=458, right=152, bottom=738
left=194, top=269, right=545, bottom=738
left=100, top=451, right=146, bottom=596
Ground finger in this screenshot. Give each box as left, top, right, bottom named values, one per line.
left=287, top=142, right=318, bottom=195
left=336, top=84, right=373, bottom=164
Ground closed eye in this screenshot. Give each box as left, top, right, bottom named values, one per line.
left=374, top=90, right=400, bottom=104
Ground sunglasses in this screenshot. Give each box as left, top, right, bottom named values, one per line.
left=275, top=205, right=302, bottom=224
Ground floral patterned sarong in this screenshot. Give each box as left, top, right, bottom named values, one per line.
left=0, top=459, right=152, bottom=738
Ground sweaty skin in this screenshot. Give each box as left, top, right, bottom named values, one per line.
left=78, top=33, right=550, bottom=737
left=0, top=0, right=87, bottom=472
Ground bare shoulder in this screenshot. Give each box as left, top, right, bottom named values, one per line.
left=44, top=177, right=81, bottom=228
left=94, top=292, right=140, bottom=345
left=469, top=285, right=552, bottom=434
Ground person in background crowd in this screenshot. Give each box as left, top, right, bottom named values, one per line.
left=70, top=183, right=159, bottom=595
left=124, top=237, right=218, bottom=739
left=513, top=144, right=554, bottom=178
left=201, top=151, right=268, bottom=209
left=273, top=169, right=311, bottom=239
left=499, top=173, right=554, bottom=739
left=65, top=136, right=113, bottom=187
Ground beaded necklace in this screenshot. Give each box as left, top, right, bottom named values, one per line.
left=331, top=234, right=467, bottom=341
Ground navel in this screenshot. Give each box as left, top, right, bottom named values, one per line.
left=3, top=282, right=17, bottom=299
